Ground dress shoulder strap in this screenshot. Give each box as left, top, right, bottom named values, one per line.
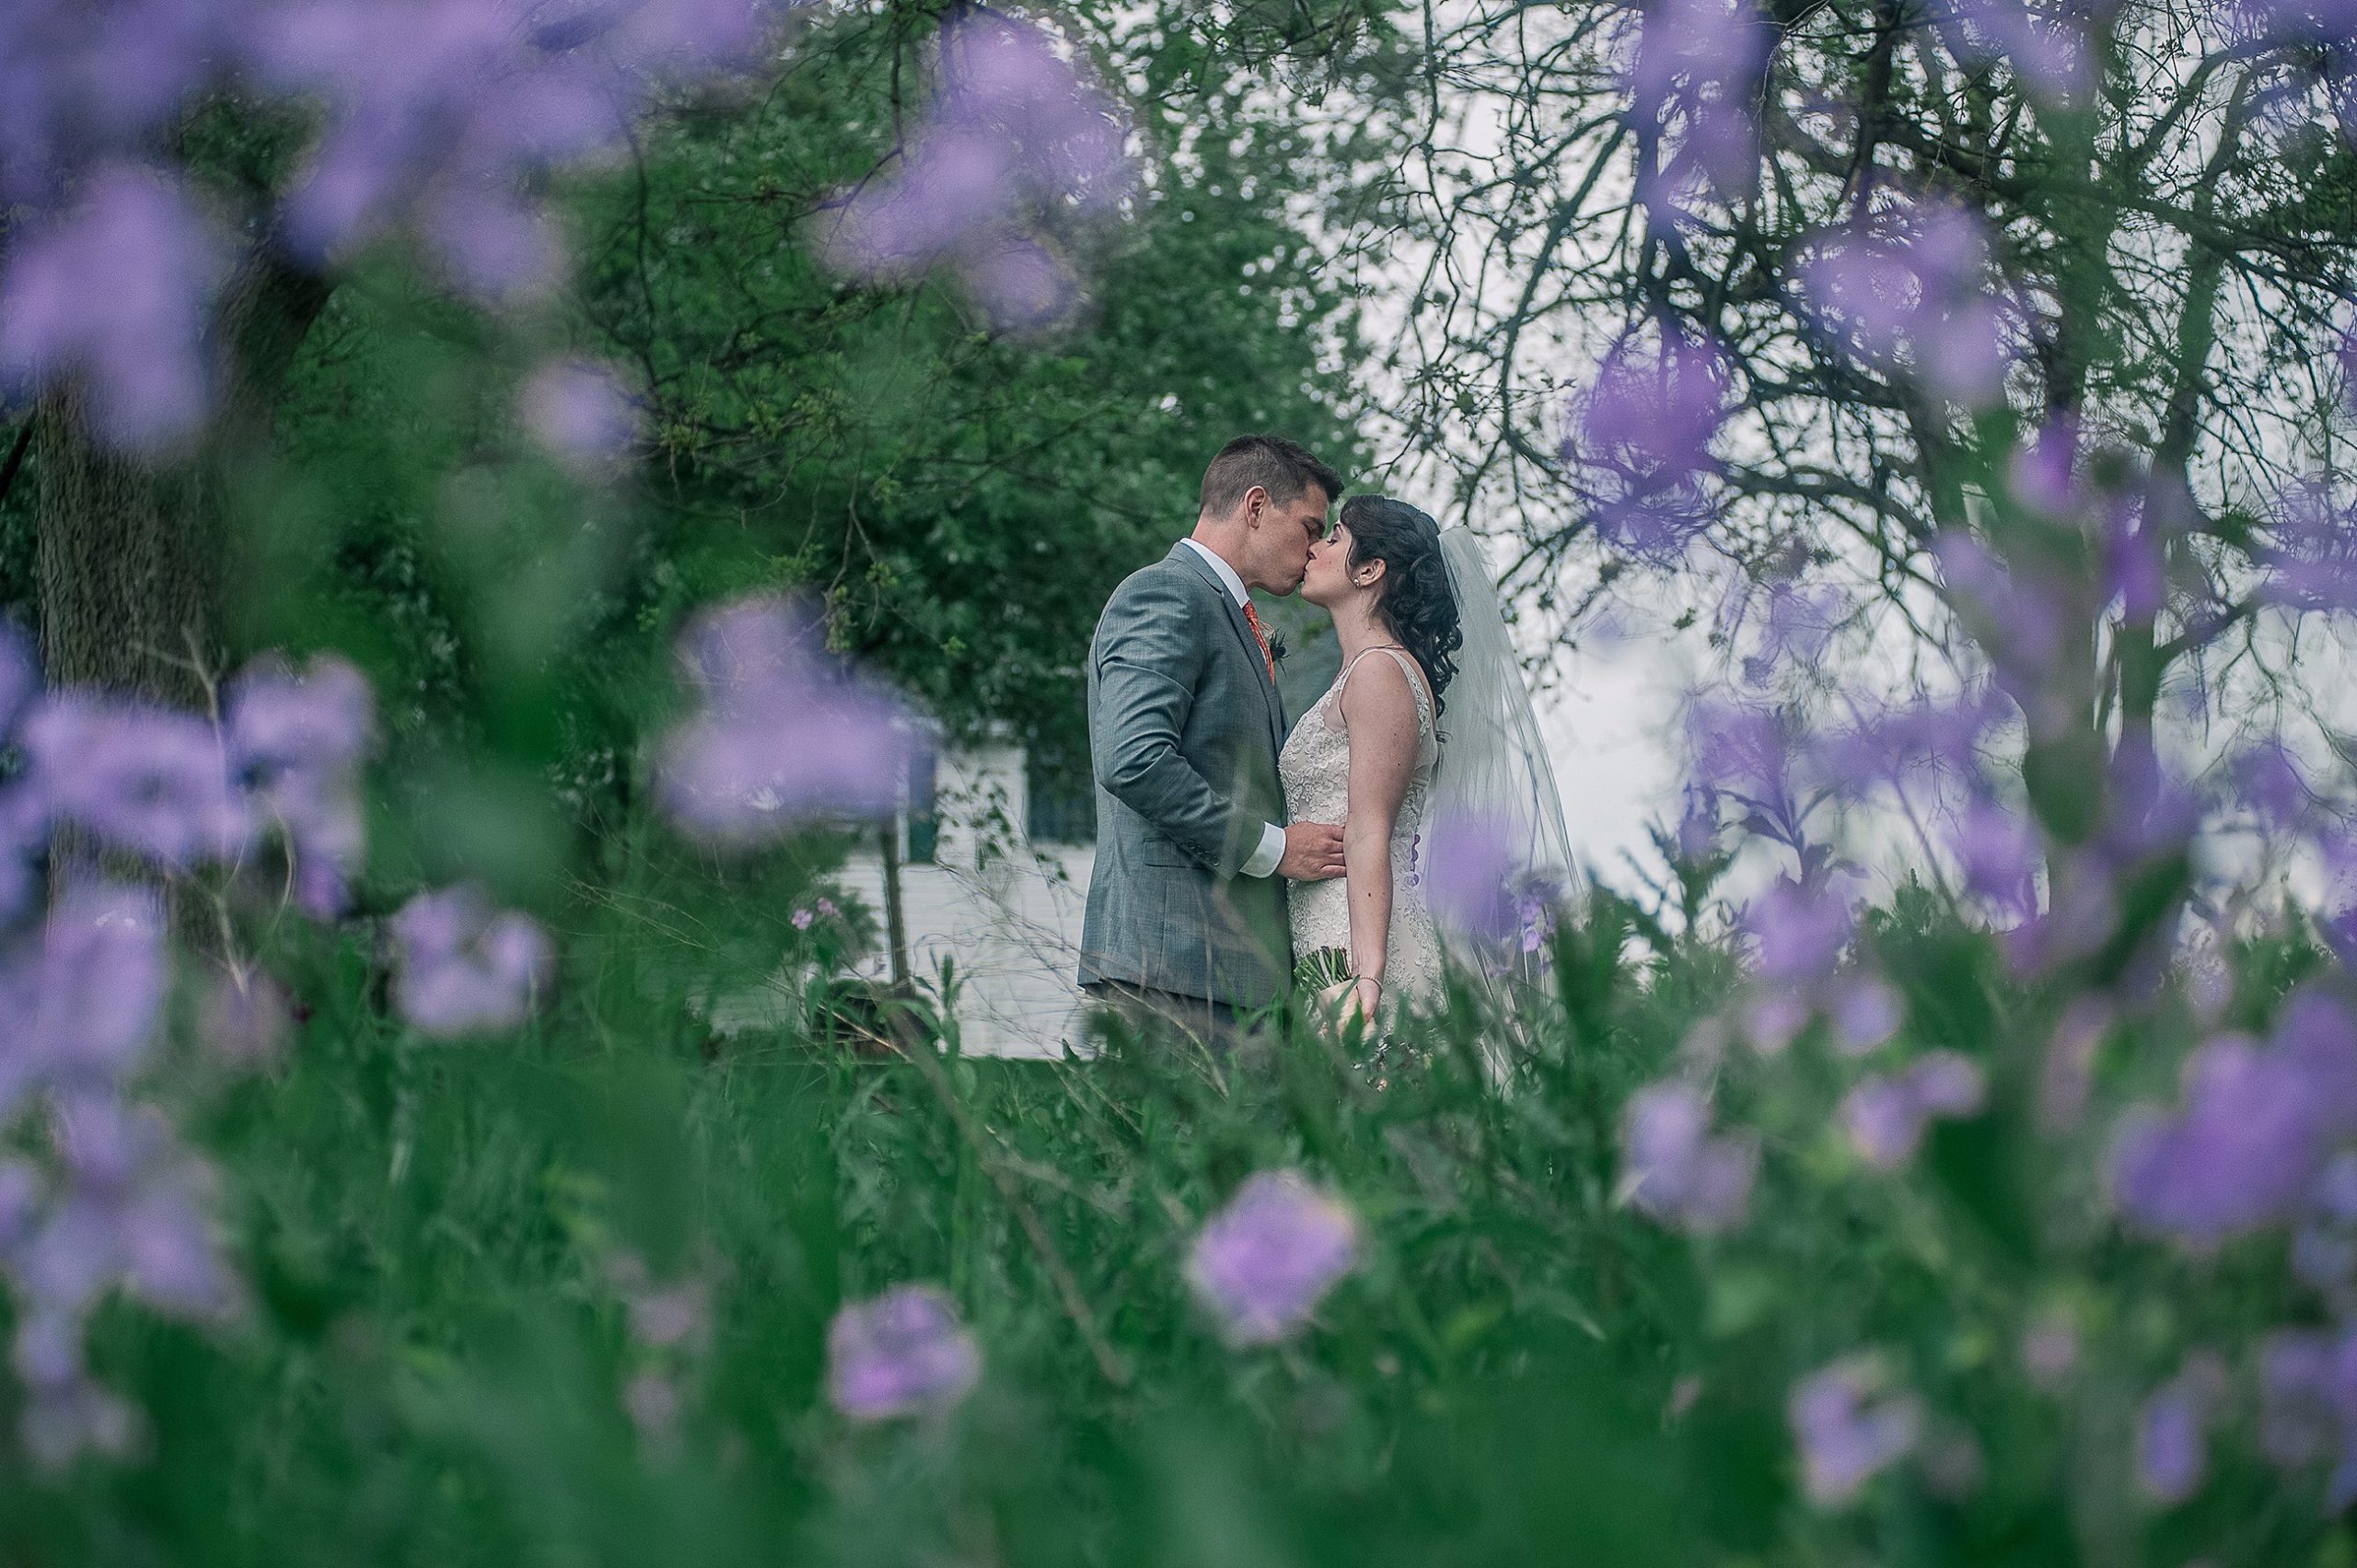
left=1332, top=645, right=1434, bottom=726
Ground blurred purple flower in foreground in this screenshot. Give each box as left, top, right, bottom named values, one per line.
left=1186, top=1170, right=1362, bottom=1344
left=1623, top=0, right=1772, bottom=226
left=1789, top=1356, right=1922, bottom=1506
left=1563, top=322, right=1733, bottom=561
left=2260, top=480, right=2357, bottom=614
left=2111, top=993, right=2357, bottom=1245
left=1928, top=0, right=2091, bottom=99
left=1422, top=809, right=1523, bottom=946
left=0, top=619, right=35, bottom=739
left=1621, top=1080, right=1757, bottom=1234
left=1840, top=1051, right=1987, bottom=1171
left=0, top=0, right=252, bottom=200
left=227, top=654, right=377, bottom=916
left=655, top=595, right=920, bottom=846
left=2138, top=1358, right=2223, bottom=1504
left=0, top=886, right=168, bottom=1114
left=819, top=12, right=1133, bottom=330
left=826, top=1283, right=981, bottom=1423
left=2257, top=1329, right=2357, bottom=1506
left=1793, top=195, right=2018, bottom=406
left=250, top=0, right=788, bottom=299
left=21, top=697, right=251, bottom=871
left=1685, top=698, right=1811, bottom=854
left=0, top=0, right=789, bottom=445
left=1743, top=874, right=1860, bottom=984
left=520, top=357, right=641, bottom=471
left=0, top=166, right=226, bottom=447
left=390, top=885, right=554, bottom=1039
left=0, top=885, right=238, bottom=1464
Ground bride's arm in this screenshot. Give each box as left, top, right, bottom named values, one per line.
left=1337, top=655, right=1421, bottom=1011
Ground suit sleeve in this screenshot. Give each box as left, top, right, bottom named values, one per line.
left=1091, top=571, right=1260, bottom=877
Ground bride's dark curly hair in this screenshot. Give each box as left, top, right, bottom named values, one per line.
left=1341, top=495, right=1461, bottom=717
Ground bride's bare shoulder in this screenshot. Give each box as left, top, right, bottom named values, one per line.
left=1336, top=648, right=1421, bottom=730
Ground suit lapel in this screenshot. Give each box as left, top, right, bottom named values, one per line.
left=1169, top=544, right=1285, bottom=757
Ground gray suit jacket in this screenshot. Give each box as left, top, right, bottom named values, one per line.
left=1078, top=543, right=1292, bottom=1008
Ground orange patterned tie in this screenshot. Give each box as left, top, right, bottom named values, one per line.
left=1240, top=602, right=1276, bottom=683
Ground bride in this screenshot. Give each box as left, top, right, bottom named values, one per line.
left=1282, top=495, right=1573, bottom=1028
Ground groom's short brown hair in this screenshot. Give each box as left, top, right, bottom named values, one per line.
left=1199, top=436, right=1343, bottom=519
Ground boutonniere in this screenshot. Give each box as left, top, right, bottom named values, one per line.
left=1266, top=628, right=1289, bottom=667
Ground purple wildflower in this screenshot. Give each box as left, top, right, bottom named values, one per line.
left=2137, top=1354, right=2227, bottom=1504
left=1742, top=991, right=1812, bottom=1055
left=21, top=696, right=250, bottom=870
left=1814, top=692, right=1995, bottom=794
left=0, top=620, right=33, bottom=740
left=1829, top=975, right=1902, bottom=1055
left=390, top=885, right=554, bottom=1039
left=957, top=236, right=1082, bottom=333
left=1686, top=698, right=1815, bottom=853
left=1743, top=875, right=1858, bottom=983
left=520, top=357, right=640, bottom=470
left=607, top=1253, right=711, bottom=1351
left=1621, top=1080, right=1758, bottom=1233
left=1564, top=323, right=1734, bottom=561
left=0, top=166, right=226, bottom=447
left=1841, top=1051, right=1986, bottom=1170
left=247, top=0, right=778, bottom=299
left=1186, top=1170, right=1362, bottom=1345
left=3, top=884, right=170, bottom=1100
left=2256, top=1329, right=2357, bottom=1496
left=2260, top=479, right=2357, bottom=613
left=227, top=654, right=376, bottom=916
left=1841, top=1075, right=1927, bottom=1170
left=2138, top=1385, right=2204, bottom=1504
left=0, top=0, right=251, bottom=200
left=2103, top=492, right=2167, bottom=621
left=654, top=596, right=920, bottom=843
left=1419, top=809, right=1522, bottom=947
left=12, top=1098, right=232, bottom=1321
left=1931, top=0, right=2091, bottom=98
left=1739, top=582, right=1843, bottom=684
left=2107, top=1013, right=2357, bottom=1243
left=1911, top=1051, right=1988, bottom=1115
left=1933, top=532, right=2072, bottom=706
left=826, top=1283, right=981, bottom=1422
left=1623, top=0, right=1773, bottom=225
left=819, top=12, right=1132, bottom=330
left=1788, top=1357, right=1922, bottom=1506
left=1792, top=196, right=2018, bottom=406
left=2233, top=738, right=2319, bottom=833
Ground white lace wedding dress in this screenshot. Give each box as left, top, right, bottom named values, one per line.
left=1280, top=645, right=1444, bottom=1003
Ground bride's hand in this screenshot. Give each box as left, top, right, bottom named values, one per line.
left=1313, top=977, right=1381, bottom=1031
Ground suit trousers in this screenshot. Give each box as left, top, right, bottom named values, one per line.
left=1080, top=980, right=1255, bottom=1059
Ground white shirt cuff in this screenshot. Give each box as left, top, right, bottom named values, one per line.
left=1241, top=820, right=1285, bottom=878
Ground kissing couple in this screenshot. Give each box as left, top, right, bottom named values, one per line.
left=1077, top=435, right=1570, bottom=1051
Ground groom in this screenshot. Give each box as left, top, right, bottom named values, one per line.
left=1078, top=435, right=1348, bottom=1044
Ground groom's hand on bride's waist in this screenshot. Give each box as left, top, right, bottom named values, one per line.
left=1277, top=821, right=1345, bottom=881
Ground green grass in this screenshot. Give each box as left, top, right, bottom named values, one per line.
left=0, top=889, right=2341, bottom=1566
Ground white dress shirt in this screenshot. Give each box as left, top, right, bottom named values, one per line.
left=1178, top=538, right=1287, bottom=879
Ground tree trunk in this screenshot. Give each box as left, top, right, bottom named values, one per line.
left=34, top=393, right=216, bottom=703
left=33, top=248, right=333, bottom=704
